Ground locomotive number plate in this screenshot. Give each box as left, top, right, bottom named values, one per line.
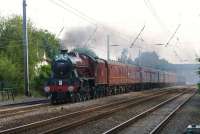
left=59, top=80, right=62, bottom=86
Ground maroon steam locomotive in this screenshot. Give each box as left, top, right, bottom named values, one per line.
left=45, top=50, right=176, bottom=104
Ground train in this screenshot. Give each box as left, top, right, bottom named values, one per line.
left=44, top=50, right=176, bottom=104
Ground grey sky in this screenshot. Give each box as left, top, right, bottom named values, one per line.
left=0, top=0, right=199, bottom=63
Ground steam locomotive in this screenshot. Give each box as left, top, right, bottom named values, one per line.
left=45, top=50, right=176, bottom=104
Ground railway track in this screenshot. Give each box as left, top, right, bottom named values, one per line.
left=0, top=88, right=180, bottom=134
left=0, top=103, right=50, bottom=119
left=0, top=88, right=171, bottom=119
left=41, top=89, right=191, bottom=134
left=103, top=90, right=195, bottom=134
left=0, top=99, right=49, bottom=108
left=0, top=87, right=180, bottom=121
left=149, top=92, right=194, bottom=134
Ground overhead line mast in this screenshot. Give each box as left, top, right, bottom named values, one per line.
left=130, top=25, right=146, bottom=48
left=23, top=0, right=30, bottom=96
left=165, top=24, right=181, bottom=47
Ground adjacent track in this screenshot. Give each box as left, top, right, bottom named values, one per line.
left=0, top=99, right=49, bottom=108
left=149, top=92, right=195, bottom=134
left=103, top=91, right=195, bottom=134
left=0, top=103, right=49, bottom=119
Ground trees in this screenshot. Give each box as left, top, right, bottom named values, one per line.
left=118, top=48, right=128, bottom=63
left=118, top=51, right=171, bottom=70
left=33, top=65, right=51, bottom=95
left=0, top=56, right=19, bottom=82
left=0, top=15, right=59, bottom=94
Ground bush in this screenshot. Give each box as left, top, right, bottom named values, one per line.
left=33, top=65, right=51, bottom=96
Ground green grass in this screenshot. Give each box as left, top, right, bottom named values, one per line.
left=13, top=89, right=46, bottom=101
left=30, top=89, right=45, bottom=98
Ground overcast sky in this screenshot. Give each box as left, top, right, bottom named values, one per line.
left=0, top=0, right=200, bottom=63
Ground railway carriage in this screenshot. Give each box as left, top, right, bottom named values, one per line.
left=127, top=65, right=141, bottom=90
left=107, top=61, right=128, bottom=94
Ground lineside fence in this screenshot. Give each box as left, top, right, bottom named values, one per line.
left=0, top=81, right=17, bottom=101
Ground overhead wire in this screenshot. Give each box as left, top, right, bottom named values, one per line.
left=57, top=0, right=132, bottom=41
left=57, top=0, right=97, bottom=24
left=144, top=0, right=169, bottom=34
left=143, top=0, right=188, bottom=63
left=48, top=0, right=97, bottom=25
left=171, top=37, right=193, bottom=62
left=48, top=0, right=132, bottom=46
left=144, top=0, right=181, bottom=47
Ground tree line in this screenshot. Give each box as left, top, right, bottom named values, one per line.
left=0, top=15, right=59, bottom=95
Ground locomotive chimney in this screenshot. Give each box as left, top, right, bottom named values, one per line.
left=60, top=49, right=68, bottom=54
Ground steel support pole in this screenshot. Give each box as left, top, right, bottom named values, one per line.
left=107, top=35, right=110, bottom=61
left=23, top=0, right=30, bottom=96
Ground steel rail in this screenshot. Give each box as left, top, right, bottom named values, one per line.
left=0, top=90, right=174, bottom=134
left=0, top=105, right=50, bottom=119
left=103, top=91, right=193, bottom=134
left=0, top=99, right=49, bottom=108
left=0, top=103, right=49, bottom=118
left=149, top=92, right=195, bottom=134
